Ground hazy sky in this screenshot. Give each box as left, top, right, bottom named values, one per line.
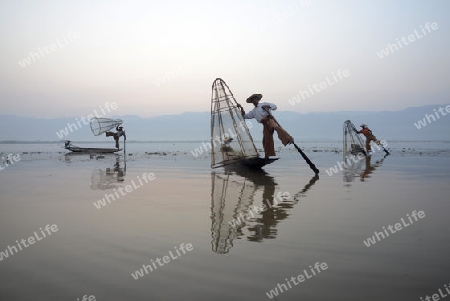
left=0, top=0, right=448, bottom=118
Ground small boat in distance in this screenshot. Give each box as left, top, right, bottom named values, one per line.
left=64, top=117, right=126, bottom=154
left=64, top=140, right=122, bottom=153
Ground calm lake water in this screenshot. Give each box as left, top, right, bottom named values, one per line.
left=0, top=141, right=449, bottom=300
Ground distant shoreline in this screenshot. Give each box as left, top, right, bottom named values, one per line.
left=1, top=140, right=449, bottom=144
left=1, top=140, right=332, bottom=144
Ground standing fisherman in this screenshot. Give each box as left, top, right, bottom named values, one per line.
left=239, top=94, right=293, bottom=159
left=106, top=126, right=126, bottom=149
left=357, top=124, right=381, bottom=153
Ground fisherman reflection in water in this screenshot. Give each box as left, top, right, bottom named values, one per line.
left=106, top=126, right=126, bottom=149
left=239, top=94, right=293, bottom=159
left=360, top=154, right=388, bottom=181
left=247, top=183, right=286, bottom=241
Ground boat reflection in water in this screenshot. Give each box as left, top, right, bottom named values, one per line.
left=210, top=166, right=319, bottom=254
left=343, top=153, right=388, bottom=185
left=90, top=155, right=126, bottom=190
left=63, top=152, right=126, bottom=189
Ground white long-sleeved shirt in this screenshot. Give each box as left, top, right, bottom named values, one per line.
left=243, top=102, right=277, bottom=123
left=117, top=129, right=126, bottom=138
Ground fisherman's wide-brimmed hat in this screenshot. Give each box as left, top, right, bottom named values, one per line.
left=360, top=124, right=367, bottom=128
left=246, top=94, right=263, bottom=103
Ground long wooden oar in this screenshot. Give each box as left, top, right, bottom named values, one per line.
left=380, top=144, right=390, bottom=155
left=292, top=142, right=320, bottom=174
left=262, top=108, right=319, bottom=175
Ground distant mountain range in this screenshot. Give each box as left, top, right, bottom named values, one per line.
left=1, top=104, right=449, bottom=142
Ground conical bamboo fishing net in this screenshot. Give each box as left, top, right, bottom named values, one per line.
left=343, top=120, right=366, bottom=158
left=90, top=117, right=123, bottom=136
left=210, top=78, right=258, bottom=168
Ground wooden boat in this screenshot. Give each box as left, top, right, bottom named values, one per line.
left=241, top=157, right=278, bottom=169
left=210, top=78, right=277, bottom=169
left=64, top=141, right=122, bottom=153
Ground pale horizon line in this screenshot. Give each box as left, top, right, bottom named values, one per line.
left=1, top=103, right=449, bottom=120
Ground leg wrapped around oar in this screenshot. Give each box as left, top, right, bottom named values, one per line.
left=263, top=117, right=293, bottom=146
left=367, top=134, right=389, bottom=155
left=261, top=116, right=293, bottom=158
left=261, top=113, right=318, bottom=174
